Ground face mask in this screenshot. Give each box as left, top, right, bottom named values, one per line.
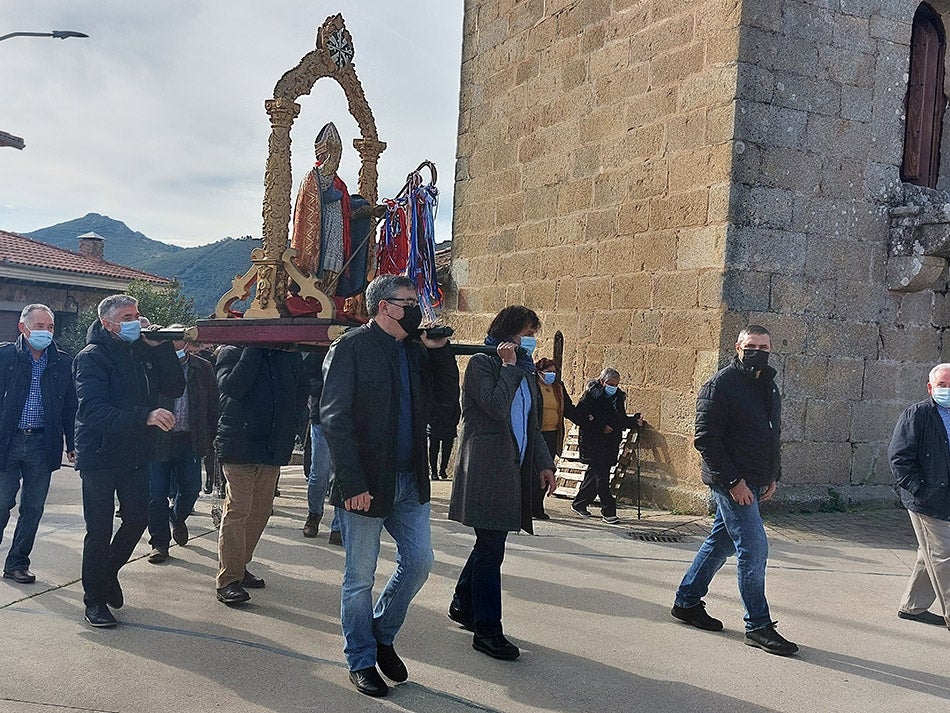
left=603, top=384, right=618, bottom=397
left=26, top=329, right=53, bottom=351
left=933, top=387, right=950, bottom=408
left=176, top=349, right=187, bottom=360
left=396, top=304, right=423, bottom=337
left=117, top=319, right=142, bottom=343
left=541, top=371, right=556, bottom=385
left=740, top=348, right=769, bottom=369
left=519, top=336, right=537, bottom=354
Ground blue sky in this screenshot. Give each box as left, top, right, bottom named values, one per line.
left=0, top=1, right=464, bottom=247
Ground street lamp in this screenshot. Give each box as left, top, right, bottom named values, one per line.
left=0, top=29, right=88, bottom=148
left=0, top=30, right=88, bottom=42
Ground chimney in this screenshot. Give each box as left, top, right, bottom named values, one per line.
left=77, top=232, right=105, bottom=261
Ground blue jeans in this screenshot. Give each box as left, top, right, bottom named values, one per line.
left=338, top=471, right=433, bottom=671
left=147, top=441, right=201, bottom=549
left=307, top=424, right=331, bottom=518
left=674, top=484, right=772, bottom=631
left=0, top=432, right=53, bottom=571
left=453, top=528, right=509, bottom=636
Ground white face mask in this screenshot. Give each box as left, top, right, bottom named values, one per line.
left=933, top=386, right=950, bottom=408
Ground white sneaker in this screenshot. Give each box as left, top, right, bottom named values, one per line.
left=602, top=515, right=620, bottom=524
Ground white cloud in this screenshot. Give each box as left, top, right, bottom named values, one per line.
left=0, top=1, right=463, bottom=246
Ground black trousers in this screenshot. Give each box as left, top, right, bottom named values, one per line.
left=453, top=528, right=509, bottom=636
left=573, top=457, right=617, bottom=517
left=428, top=435, right=455, bottom=479
left=80, top=465, right=149, bottom=606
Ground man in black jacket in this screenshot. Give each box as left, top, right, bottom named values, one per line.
left=671, top=325, right=798, bottom=656
left=321, top=274, right=458, bottom=698
left=0, top=304, right=77, bottom=584
left=213, top=346, right=306, bottom=606
left=74, top=295, right=185, bottom=627
left=889, top=363, right=950, bottom=629
left=146, top=330, right=219, bottom=563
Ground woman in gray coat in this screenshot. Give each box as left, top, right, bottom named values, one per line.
left=448, top=306, right=556, bottom=661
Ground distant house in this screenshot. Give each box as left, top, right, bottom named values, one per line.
left=0, top=229, right=171, bottom=342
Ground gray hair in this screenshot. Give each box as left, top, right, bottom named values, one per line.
left=19, top=304, right=54, bottom=325
left=599, top=367, right=621, bottom=382
left=929, top=363, right=950, bottom=383
left=365, top=274, right=415, bottom=317
left=98, top=294, right=138, bottom=320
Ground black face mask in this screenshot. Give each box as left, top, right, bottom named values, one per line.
left=740, top=348, right=769, bottom=369
left=396, top=304, right=423, bottom=336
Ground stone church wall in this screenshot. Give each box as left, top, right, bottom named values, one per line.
left=449, top=0, right=947, bottom=511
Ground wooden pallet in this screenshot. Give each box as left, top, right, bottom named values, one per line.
left=553, top=425, right=638, bottom=498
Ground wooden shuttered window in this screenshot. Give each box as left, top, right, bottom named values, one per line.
left=903, top=4, right=947, bottom=188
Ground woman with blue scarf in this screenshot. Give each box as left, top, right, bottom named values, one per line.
left=448, top=306, right=556, bottom=661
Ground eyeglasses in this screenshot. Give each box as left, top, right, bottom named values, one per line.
left=385, top=297, right=419, bottom=308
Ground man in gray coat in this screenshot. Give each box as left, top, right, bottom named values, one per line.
left=889, top=362, right=950, bottom=628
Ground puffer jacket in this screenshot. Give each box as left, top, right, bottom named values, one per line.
left=694, top=357, right=782, bottom=489
left=73, top=321, right=185, bottom=470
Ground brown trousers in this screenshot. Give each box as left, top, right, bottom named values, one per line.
left=216, top=463, right=279, bottom=588
left=899, top=510, right=950, bottom=624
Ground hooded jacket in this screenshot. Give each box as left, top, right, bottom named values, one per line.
left=73, top=321, right=185, bottom=471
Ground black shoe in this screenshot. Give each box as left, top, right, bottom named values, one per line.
left=671, top=602, right=723, bottom=631
left=147, top=547, right=168, bottom=564
left=348, top=666, right=389, bottom=697
left=744, top=624, right=799, bottom=656
left=376, top=641, right=408, bottom=682
left=328, top=530, right=343, bottom=546
left=473, top=633, right=520, bottom=660
left=448, top=602, right=475, bottom=631
left=84, top=603, right=117, bottom=628
left=172, top=521, right=189, bottom=546
left=216, top=582, right=251, bottom=604
left=533, top=512, right=551, bottom=520
left=3, top=568, right=36, bottom=584
left=107, top=580, right=124, bottom=610
left=303, top=513, right=321, bottom=538
left=241, top=569, right=265, bottom=589
left=571, top=503, right=592, bottom=518
left=898, top=609, right=946, bottom=626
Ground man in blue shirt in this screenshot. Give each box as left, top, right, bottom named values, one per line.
left=889, top=363, right=950, bottom=629
left=0, top=304, right=77, bottom=584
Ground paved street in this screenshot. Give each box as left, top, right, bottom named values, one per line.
left=0, top=463, right=946, bottom=713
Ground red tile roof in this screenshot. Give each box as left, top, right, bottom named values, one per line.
left=0, top=229, right=170, bottom=284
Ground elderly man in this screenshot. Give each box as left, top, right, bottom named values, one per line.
left=889, top=363, right=950, bottom=629
left=0, top=304, right=77, bottom=584
left=74, top=295, right=184, bottom=627
left=671, top=325, right=798, bottom=656
left=321, top=274, right=459, bottom=697
left=146, top=330, right=218, bottom=564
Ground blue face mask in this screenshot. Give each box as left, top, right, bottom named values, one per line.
left=603, top=384, right=618, bottom=397
left=117, top=320, right=142, bottom=343
left=933, top=386, right=950, bottom=408
left=519, top=336, right=537, bottom=354
left=541, top=371, right=556, bottom=385
left=26, top=329, right=53, bottom=351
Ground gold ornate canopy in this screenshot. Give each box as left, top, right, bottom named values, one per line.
left=215, top=14, right=387, bottom=320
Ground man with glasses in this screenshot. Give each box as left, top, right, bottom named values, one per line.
left=321, top=274, right=459, bottom=697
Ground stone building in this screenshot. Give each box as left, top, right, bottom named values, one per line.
left=0, top=230, right=171, bottom=345
left=447, top=0, right=950, bottom=511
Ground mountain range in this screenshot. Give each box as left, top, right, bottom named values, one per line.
left=27, top=213, right=452, bottom=317
left=27, top=213, right=264, bottom=316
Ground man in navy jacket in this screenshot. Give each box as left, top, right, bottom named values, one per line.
left=889, top=363, right=950, bottom=629
left=0, top=304, right=76, bottom=584
left=73, top=295, right=184, bottom=628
